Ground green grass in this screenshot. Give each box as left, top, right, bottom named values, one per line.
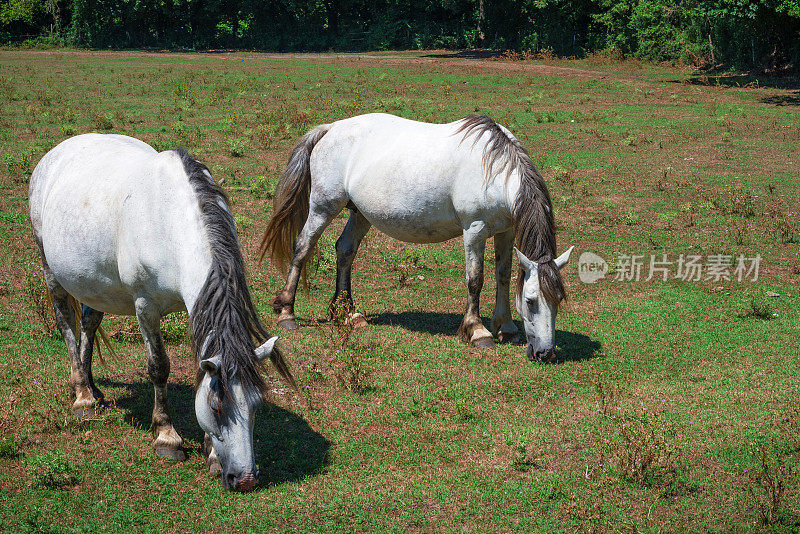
left=0, top=50, right=798, bottom=532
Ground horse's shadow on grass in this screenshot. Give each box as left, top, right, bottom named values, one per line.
left=97, top=378, right=331, bottom=487
left=369, top=311, right=601, bottom=362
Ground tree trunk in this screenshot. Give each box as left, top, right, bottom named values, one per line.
left=477, top=0, right=485, bottom=46
left=708, top=33, right=715, bottom=64
left=45, top=0, right=62, bottom=34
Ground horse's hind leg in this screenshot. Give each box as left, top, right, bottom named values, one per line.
left=75, top=304, right=105, bottom=416
left=329, top=210, right=371, bottom=327
left=458, top=223, right=494, bottom=348
left=274, top=201, right=345, bottom=330
left=491, top=229, right=520, bottom=344
left=52, top=290, right=98, bottom=417
left=35, top=248, right=98, bottom=417
left=135, top=298, right=185, bottom=461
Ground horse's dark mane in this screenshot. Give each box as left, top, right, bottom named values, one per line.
left=176, top=149, right=270, bottom=399
left=456, top=114, right=565, bottom=306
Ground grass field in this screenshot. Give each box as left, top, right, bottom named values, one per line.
left=0, top=49, right=799, bottom=532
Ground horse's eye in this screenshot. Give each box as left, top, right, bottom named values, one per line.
left=526, top=298, right=538, bottom=311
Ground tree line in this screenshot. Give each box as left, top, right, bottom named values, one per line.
left=2, top=0, right=799, bottom=69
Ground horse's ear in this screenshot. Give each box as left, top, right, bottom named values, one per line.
left=255, top=336, right=279, bottom=361
left=200, top=355, right=222, bottom=376
left=555, top=246, right=574, bottom=270
left=514, top=247, right=535, bottom=273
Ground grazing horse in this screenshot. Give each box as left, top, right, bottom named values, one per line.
left=259, top=113, right=573, bottom=362
left=29, top=134, right=296, bottom=491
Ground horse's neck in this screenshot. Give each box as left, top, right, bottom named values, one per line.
left=172, top=222, right=214, bottom=316
left=151, top=176, right=214, bottom=316
left=503, top=172, right=522, bottom=219
left=179, top=255, right=213, bottom=317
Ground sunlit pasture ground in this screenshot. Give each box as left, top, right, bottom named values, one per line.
left=0, top=49, right=798, bottom=531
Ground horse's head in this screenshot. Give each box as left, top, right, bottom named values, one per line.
left=194, top=336, right=279, bottom=492
left=514, top=246, right=573, bottom=362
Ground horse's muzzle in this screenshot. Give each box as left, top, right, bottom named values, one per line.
left=226, top=470, right=259, bottom=492
left=527, top=345, right=556, bottom=363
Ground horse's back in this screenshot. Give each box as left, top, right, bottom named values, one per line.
left=312, top=114, right=514, bottom=243
left=30, top=134, right=157, bottom=212
left=30, top=134, right=197, bottom=314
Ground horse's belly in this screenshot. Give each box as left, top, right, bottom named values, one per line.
left=78, top=294, right=138, bottom=316
left=363, top=210, right=462, bottom=243
left=347, top=175, right=462, bottom=243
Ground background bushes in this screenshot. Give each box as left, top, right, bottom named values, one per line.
left=2, top=0, right=799, bottom=69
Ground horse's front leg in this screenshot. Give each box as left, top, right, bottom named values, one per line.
left=492, top=229, right=521, bottom=343
left=458, top=222, right=494, bottom=348
left=204, top=433, right=222, bottom=477
left=135, top=298, right=185, bottom=461
left=329, top=210, right=371, bottom=328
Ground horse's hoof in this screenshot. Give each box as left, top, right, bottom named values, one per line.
left=472, top=337, right=496, bottom=349
left=349, top=313, right=367, bottom=328
left=277, top=318, right=298, bottom=330
left=208, top=460, right=222, bottom=477
left=155, top=447, right=186, bottom=462
left=72, top=405, right=95, bottom=419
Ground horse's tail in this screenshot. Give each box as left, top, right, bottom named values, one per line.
left=64, top=294, right=114, bottom=361
left=258, top=124, right=331, bottom=277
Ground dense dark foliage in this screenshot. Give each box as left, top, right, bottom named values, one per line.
left=2, top=0, right=799, bottom=69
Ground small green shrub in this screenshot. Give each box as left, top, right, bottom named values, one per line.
left=680, top=201, right=697, bottom=227
left=600, top=406, right=678, bottom=487
left=721, top=184, right=756, bottom=217
left=657, top=211, right=677, bottom=230
left=506, top=434, right=541, bottom=472
left=173, top=82, right=199, bottom=104
left=595, top=373, right=623, bottom=416
left=23, top=270, right=54, bottom=336
left=0, top=435, right=21, bottom=458
left=623, top=210, right=640, bottom=226
left=88, top=109, right=113, bottom=131
left=227, top=137, right=248, bottom=157
left=378, top=247, right=423, bottom=288
left=246, top=174, right=278, bottom=199
left=731, top=221, right=749, bottom=246
left=59, top=124, right=77, bottom=137
left=325, top=296, right=373, bottom=394
left=552, top=165, right=578, bottom=194
left=774, top=214, right=798, bottom=244
left=3, top=151, right=33, bottom=182
left=747, top=296, right=774, bottom=320
left=25, top=449, right=81, bottom=489
left=749, top=446, right=797, bottom=526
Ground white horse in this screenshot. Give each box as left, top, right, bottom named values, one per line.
left=29, top=134, right=295, bottom=492
left=259, top=113, right=573, bottom=362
